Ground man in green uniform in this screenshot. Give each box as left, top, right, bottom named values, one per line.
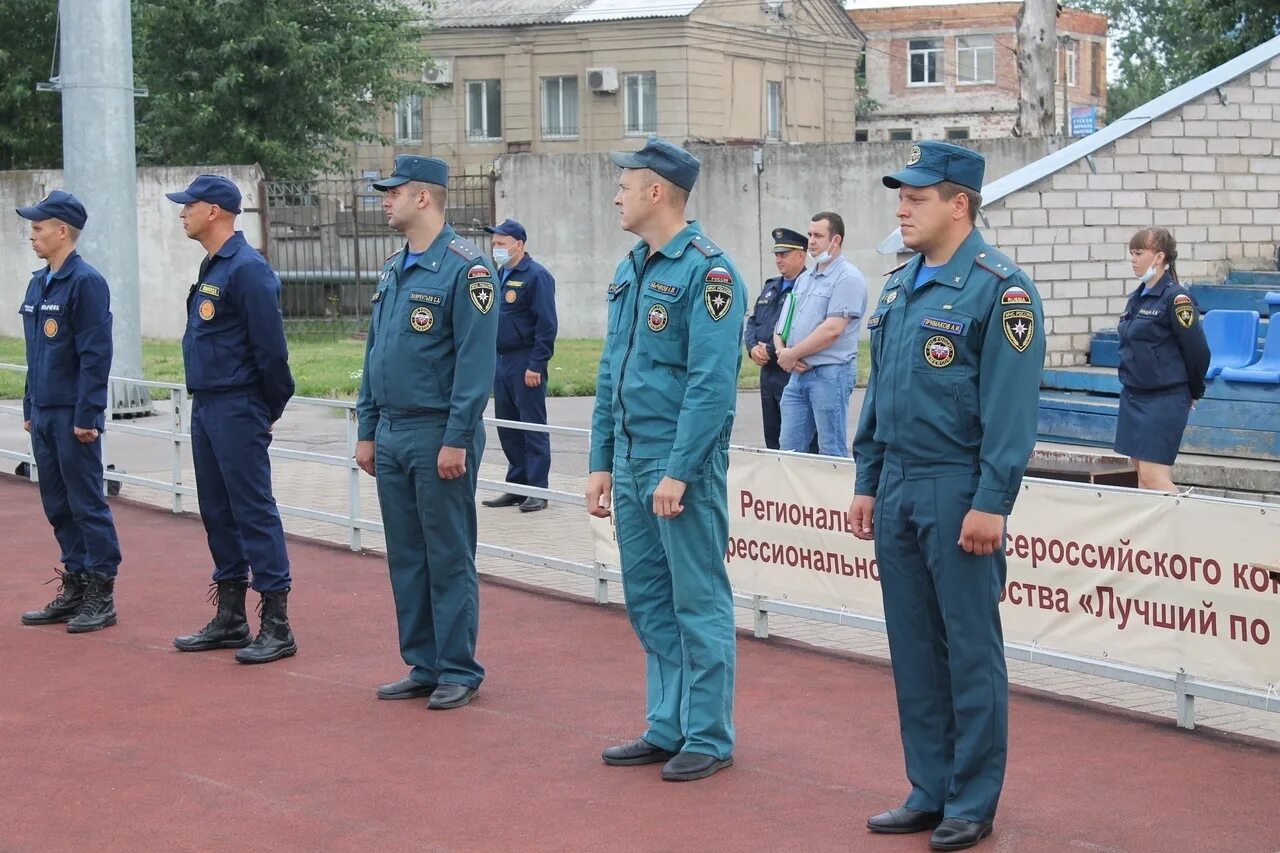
left=849, top=141, right=1045, bottom=851
left=586, top=136, right=746, bottom=782
left=357, top=155, right=498, bottom=710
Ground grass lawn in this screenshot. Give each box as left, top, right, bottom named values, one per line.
left=0, top=336, right=869, bottom=400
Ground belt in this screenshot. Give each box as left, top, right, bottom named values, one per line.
left=190, top=383, right=259, bottom=400
left=882, top=452, right=979, bottom=480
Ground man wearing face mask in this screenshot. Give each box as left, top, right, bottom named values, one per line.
left=774, top=212, right=867, bottom=457
left=480, top=218, right=559, bottom=513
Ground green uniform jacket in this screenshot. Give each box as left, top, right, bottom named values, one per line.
left=589, top=222, right=747, bottom=482
left=853, top=228, right=1046, bottom=515
left=357, top=225, right=499, bottom=447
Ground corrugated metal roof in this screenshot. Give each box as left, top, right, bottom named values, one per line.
left=425, top=0, right=704, bottom=28
left=879, top=34, right=1280, bottom=253
left=846, top=0, right=1012, bottom=9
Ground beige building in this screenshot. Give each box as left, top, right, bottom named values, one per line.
left=848, top=0, right=1108, bottom=142
left=355, top=0, right=865, bottom=175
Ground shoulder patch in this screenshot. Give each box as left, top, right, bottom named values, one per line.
left=1173, top=293, right=1196, bottom=328
left=704, top=266, right=734, bottom=286
left=469, top=278, right=495, bottom=314
left=690, top=235, right=724, bottom=258
left=447, top=238, right=483, bottom=262
left=467, top=263, right=492, bottom=280
left=1001, top=285, right=1032, bottom=305
left=974, top=250, right=1020, bottom=280
left=1172, top=293, right=1193, bottom=306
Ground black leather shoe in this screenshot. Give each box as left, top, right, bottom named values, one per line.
left=867, top=807, right=944, bottom=834
left=482, top=493, right=524, bottom=508
left=22, top=570, right=87, bottom=625
left=235, top=589, right=297, bottom=664
left=377, top=676, right=435, bottom=700
left=174, top=581, right=252, bottom=651
left=661, top=751, right=733, bottom=781
left=427, top=683, right=477, bottom=709
left=601, top=738, right=677, bottom=766
left=929, top=819, right=993, bottom=850
left=67, top=572, right=117, bottom=633
left=518, top=497, right=547, bottom=513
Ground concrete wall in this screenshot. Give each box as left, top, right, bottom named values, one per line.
left=980, top=54, right=1280, bottom=367
left=1, top=165, right=264, bottom=341
left=495, top=137, right=1064, bottom=337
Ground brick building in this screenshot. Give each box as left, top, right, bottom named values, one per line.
left=848, top=0, right=1108, bottom=142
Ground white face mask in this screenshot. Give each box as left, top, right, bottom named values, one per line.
left=492, top=246, right=512, bottom=268
left=811, top=241, right=837, bottom=266
left=1138, top=260, right=1160, bottom=285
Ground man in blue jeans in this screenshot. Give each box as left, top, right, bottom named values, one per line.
left=774, top=211, right=867, bottom=457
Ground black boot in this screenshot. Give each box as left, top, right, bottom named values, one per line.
left=235, top=589, right=297, bottom=664
left=21, top=570, right=88, bottom=625
left=67, top=572, right=117, bottom=633
left=173, top=581, right=252, bottom=651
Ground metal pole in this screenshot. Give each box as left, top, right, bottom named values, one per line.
left=56, top=0, right=151, bottom=417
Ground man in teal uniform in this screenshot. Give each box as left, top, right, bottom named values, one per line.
left=849, top=141, right=1045, bottom=851
left=586, top=136, right=746, bottom=782
left=356, top=155, right=498, bottom=710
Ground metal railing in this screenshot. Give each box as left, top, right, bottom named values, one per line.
left=1, top=361, right=1276, bottom=731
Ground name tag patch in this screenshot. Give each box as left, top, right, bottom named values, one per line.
left=920, top=316, right=966, bottom=335
left=648, top=281, right=681, bottom=297
left=409, top=292, right=442, bottom=305
left=1138, top=308, right=1162, bottom=318
left=199, top=283, right=221, bottom=297
left=866, top=313, right=884, bottom=331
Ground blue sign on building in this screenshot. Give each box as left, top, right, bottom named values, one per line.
left=1070, top=105, right=1098, bottom=136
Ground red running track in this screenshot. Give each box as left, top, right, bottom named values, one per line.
left=1, top=476, right=1277, bottom=852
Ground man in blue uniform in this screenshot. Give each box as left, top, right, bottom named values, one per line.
left=849, top=142, right=1045, bottom=851
left=743, top=227, right=807, bottom=450
left=167, top=175, right=298, bottom=665
left=480, top=217, right=558, bottom=513
left=17, top=191, right=122, bottom=633
left=357, top=155, right=498, bottom=710
left=587, top=136, right=745, bottom=782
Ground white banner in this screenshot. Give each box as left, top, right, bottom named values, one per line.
left=590, top=450, right=1280, bottom=690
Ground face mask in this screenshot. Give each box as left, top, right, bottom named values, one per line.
left=492, top=247, right=511, bottom=267
left=1138, top=257, right=1161, bottom=284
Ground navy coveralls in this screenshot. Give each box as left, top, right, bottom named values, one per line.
left=183, top=232, right=295, bottom=593
left=493, top=253, right=558, bottom=489
left=854, top=230, right=1045, bottom=823
left=743, top=274, right=795, bottom=450
left=20, top=251, right=121, bottom=576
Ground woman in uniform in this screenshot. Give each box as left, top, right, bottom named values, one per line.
left=1114, top=228, right=1211, bottom=491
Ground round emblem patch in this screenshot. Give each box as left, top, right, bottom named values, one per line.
left=923, top=335, right=955, bottom=368
left=647, top=303, right=669, bottom=332
left=410, top=306, right=434, bottom=333
left=907, top=144, right=922, bottom=166
left=505, top=289, right=517, bottom=304
left=198, top=300, right=215, bottom=321
left=43, top=318, right=58, bottom=338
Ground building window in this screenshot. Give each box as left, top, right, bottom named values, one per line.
left=889, top=128, right=913, bottom=141
left=945, top=127, right=970, bottom=140
left=956, top=35, right=995, bottom=85
left=624, top=72, right=657, bottom=135
left=766, top=81, right=783, bottom=140
left=854, top=129, right=869, bottom=142
left=394, top=94, right=423, bottom=143
left=1062, top=43, right=1077, bottom=87
left=542, top=76, right=579, bottom=139
left=908, top=38, right=942, bottom=86
left=466, top=79, right=502, bottom=141
left=1091, top=42, right=1104, bottom=96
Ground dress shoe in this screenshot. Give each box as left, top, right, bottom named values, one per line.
left=427, top=683, right=477, bottom=709
left=661, top=751, right=733, bottom=781
left=377, top=676, right=435, bottom=700
left=22, top=570, right=87, bottom=625
left=518, top=497, right=547, bottom=513
left=867, top=807, right=944, bottom=834
left=482, top=493, right=524, bottom=508
left=929, top=818, right=993, bottom=850
left=601, top=737, right=677, bottom=766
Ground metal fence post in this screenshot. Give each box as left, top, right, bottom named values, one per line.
left=593, top=568, right=609, bottom=605
left=754, top=596, right=770, bottom=638
left=346, top=408, right=361, bottom=552
left=171, top=388, right=185, bottom=514
left=1176, top=672, right=1196, bottom=729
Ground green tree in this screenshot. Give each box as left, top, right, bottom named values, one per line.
left=1070, top=0, right=1280, bottom=119
left=132, top=0, right=431, bottom=179
left=0, top=0, right=62, bottom=170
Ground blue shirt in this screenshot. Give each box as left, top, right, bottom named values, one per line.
left=774, top=254, right=867, bottom=367
left=914, top=263, right=943, bottom=290
left=403, top=250, right=425, bottom=271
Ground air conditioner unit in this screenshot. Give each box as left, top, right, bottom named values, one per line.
left=422, top=59, right=453, bottom=86
left=587, top=67, right=618, bottom=93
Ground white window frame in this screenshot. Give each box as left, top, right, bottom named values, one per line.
left=623, top=71, right=657, bottom=136
left=465, top=79, right=502, bottom=142
left=907, top=38, right=943, bottom=87
left=1063, top=43, right=1078, bottom=87
left=541, top=76, right=579, bottom=139
left=394, top=93, right=423, bottom=143
left=955, top=34, right=995, bottom=85
left=766, top=81, right=783, bottom=141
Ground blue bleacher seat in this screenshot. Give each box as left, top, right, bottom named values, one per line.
left=1219, top=297, right=1280, bottom=383
left=1203, top=310, right=1260, bottom=378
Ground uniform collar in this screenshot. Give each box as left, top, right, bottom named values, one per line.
left=212, top=231, right=248, bottom=259
left=1134, top=271, right=1173, bottom=298
left=37, top=250, right=82, bottom=280
left=405, top=223, right=457, bottom=274
left=510, top=253, right=533, bottom=274
left=920, top=227, right=986, bottom=290
left=632, top=220, right=704, bottom=263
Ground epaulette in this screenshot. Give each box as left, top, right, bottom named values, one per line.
left=383, top=247, right=401, bottom=263
left=447, top=237, right=482, bottom=261
left=690, top=234, right=724, bottom=258
left=974, top=248, right=1020, bottom=280
left=883, top=259, right=910, bottom=277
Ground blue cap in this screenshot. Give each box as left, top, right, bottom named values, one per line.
left=610, top=135, right=700, bottom=192
left=372, top=155, right=449, bottom=190
left=883, top=141, right=986, bottom=193
left=771, top=227, right=807, bottom=253
left=165, top=175, right=243, bottom=214
left=16, top=190, right=88, bottom=230
left=484, top=218, right=527, bottom=242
